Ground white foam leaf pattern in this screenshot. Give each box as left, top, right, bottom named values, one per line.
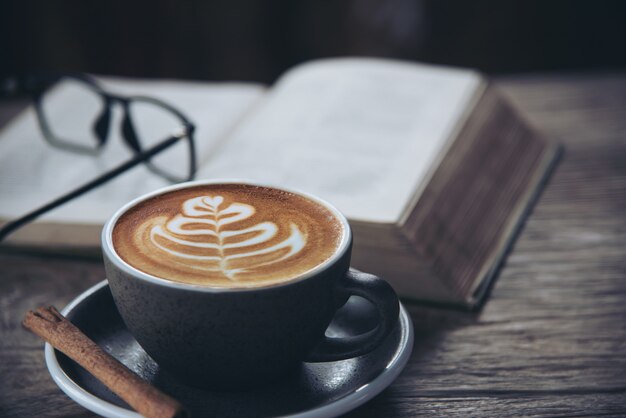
left=149, top=195, right=305, bottom=279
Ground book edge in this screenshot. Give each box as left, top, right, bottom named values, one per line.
left=465, top=139, right=563, bottom=308
left=0, top=219, right=102, bottom=249
left=396, top=78, right=488, bottom=226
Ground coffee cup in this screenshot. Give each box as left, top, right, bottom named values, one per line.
left=102, top=180, right=399, bottom=388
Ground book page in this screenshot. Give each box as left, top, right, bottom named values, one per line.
left=0, top=77, right=265, bottom=225
left=198, top=58, right=483, bottom=222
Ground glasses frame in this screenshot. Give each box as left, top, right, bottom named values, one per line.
left=32, top=73, right=197, bottom=183
left=0, top=73, right=198, bottom=242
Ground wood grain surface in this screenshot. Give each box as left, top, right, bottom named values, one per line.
left=2, top=74, right=626, bottom=417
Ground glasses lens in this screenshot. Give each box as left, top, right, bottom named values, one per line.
left=128, top=99, right=193, bottom=182
left=39, top=78, right=106, bottom=151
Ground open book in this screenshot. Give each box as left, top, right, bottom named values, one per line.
left=0, top=58, right=559, bottom=307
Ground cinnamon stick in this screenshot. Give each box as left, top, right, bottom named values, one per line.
left=23, top=306, right=187, bottom=418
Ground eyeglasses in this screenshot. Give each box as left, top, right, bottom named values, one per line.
left=0, top=73, right=197, bottom=242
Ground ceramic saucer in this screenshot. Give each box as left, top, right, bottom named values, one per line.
left=45, top=280, right=413, bottom=418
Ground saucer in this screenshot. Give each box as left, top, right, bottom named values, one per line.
left=45, top=280, right=414, bottom=418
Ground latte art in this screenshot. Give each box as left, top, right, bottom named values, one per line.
left=149, top=196, right=305, bottom=278
left=112, top=184, right=344, bottom=287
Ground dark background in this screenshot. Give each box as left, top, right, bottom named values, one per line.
left=1, top=0, right=626, bottom=86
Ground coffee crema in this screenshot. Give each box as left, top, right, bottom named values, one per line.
left=112, top=184, right=345, bottom=288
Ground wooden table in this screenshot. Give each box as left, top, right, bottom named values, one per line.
left=2, top=74, right=626, bottom=417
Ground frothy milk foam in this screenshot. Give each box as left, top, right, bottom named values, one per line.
left=112, top=184, right=345, bottom=288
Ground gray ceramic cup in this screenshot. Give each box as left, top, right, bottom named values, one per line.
left=102, top=180, right=399, bottom=388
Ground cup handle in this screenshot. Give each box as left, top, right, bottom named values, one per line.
left=305, top=268, right=400, bottom=362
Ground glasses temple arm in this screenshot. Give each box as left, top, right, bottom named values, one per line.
left=0, top=134, right=184, bottom=243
